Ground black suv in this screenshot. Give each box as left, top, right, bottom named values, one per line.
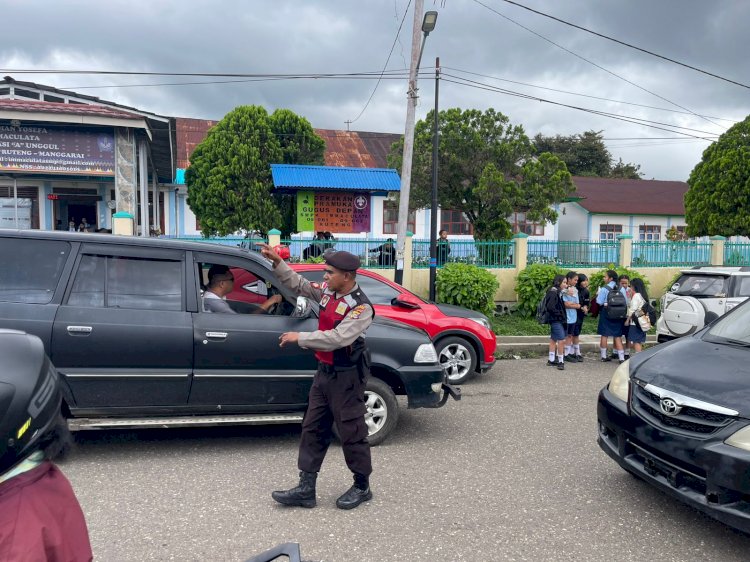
left=0, top=230, right=458, bottom=445
left=598, top=296, right=750, bottom=533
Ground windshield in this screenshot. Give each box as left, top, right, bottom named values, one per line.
left=705, top=299, right=750, bottom=345
left=671, top=274, right=727, bottom=297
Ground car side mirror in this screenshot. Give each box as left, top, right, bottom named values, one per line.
left=391, top=293, right=421, bottom=309
left=291, top=296, right=313, bottom=319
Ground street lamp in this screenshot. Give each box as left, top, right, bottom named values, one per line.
left=394, top=6, right=438, bottom=285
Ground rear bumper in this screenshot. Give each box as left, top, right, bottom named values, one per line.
left=479, top=356, right=496, bottom=373
left=597, top=386, right=750, bottom=534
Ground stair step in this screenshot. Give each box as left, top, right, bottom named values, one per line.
left=68, top=413, right=305, bottom=431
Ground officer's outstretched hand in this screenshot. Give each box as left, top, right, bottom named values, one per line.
left=279, top=332, right=300, bottom=347
left=256, top=242, right=282, bottom=265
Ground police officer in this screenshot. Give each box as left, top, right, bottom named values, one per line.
left=257, top=243, right=375, bottom=510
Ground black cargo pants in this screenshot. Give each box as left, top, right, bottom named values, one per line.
left=297, top=363, right=372, bottom=476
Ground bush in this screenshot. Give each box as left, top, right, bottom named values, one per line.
left=588, top=265, right=650, bottom=298
left=514, top=263, right=566, bottom=318
left=436, top=263, right=499, bottom=316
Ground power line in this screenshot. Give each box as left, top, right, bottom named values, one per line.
left=440, top=73, right=719, bottom=141
left=444, top=66, right=739, bottom=124
left=347, top=0, right=413, bottom=125
left=470, top=0, right=726, bottom=131
left=495, top=0, right=750, bottom=90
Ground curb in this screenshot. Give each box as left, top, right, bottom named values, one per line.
left=497, top=334, right=657, bottom=353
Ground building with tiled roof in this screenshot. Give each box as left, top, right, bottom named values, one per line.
left=558, top=177, right=689, bottom=242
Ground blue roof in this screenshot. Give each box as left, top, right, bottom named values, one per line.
left=271, top=164, right=400, bottom=191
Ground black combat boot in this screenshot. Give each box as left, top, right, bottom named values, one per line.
left=335, top=473, right=372, bottom=510
left=271, top=471, right=317, bottom=508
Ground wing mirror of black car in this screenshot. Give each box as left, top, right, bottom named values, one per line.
left=391, top=293, right=421, bottom=309
left=291, top=296, right=314, bottom=319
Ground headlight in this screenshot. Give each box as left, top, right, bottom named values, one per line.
left=414, top=343, right=438, bottom=363
left=468, top=317, right=491, bottom=330
left=608, top=360, right=630, bottom=402
left=725, top=425, right=750, bottom=451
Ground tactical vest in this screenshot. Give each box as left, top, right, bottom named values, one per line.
left=316, top=286, right=374, bottom=366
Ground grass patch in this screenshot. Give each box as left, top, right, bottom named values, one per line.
left=491, top=313, right=600, bottom=336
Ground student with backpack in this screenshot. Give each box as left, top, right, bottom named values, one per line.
left=625, top=278, right=652, bottom=354
left=544, top=275, right=568, bottom=370
left=596, top=269, right=628, bottom=363
left=562, top=271, right=583, bottom=363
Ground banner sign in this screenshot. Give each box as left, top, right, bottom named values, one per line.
left=296, top=191, right=315, bottom=231
left=0, top=125, right=115, bottom=176
left=296, top=191, right=371, bottom=233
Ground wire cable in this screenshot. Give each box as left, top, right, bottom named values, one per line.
left=470, top=0, right=726, bottom=131
left=495, top=0, right=750, bottom=90
left=444, top=66, right=739, bottom=124
left=347, top=0, right=413, bottom=125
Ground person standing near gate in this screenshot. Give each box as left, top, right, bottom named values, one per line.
left=256, top=242, right=375, bottom=510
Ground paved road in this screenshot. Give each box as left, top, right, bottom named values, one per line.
left=62, top=358, right=750, bottom=562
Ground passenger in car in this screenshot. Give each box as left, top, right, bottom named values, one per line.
left=203, top=264, right=281, bottom=314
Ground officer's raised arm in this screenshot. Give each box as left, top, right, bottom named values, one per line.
left=257, top=242, right=323, bottom=301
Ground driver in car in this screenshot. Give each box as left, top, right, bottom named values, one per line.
left=203, top=264, right=282, bottom=314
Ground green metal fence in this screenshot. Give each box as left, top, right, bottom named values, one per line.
left=725, top=242, right=750, bottom=266
left=527, top=240, right=619, bottom=268
left=281, top=238, right=396, bottom=268
left=412, top=239, right=514, bottom=268
left=631, top=241, right=711, bottom=267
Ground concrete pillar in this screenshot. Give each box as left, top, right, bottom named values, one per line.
left=268, top=229, right=281, bottom=248
left=618, top=234, right=633, bottom=268
left=112, top=211, right=134, bottom=236
left=138, top=140, right=149, bottom=237
left=710, top=235, right=725, bottom=266
left=114, top=128, right=137, bottom=235
left=403, top=231, right=414, bottom=289
left=512, top=232, right=529, bottom=274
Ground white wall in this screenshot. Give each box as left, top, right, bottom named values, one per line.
left=557, top=202, right=589, bottom=241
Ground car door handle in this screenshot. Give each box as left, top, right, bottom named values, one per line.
left=67, top=325, right=92, bottom=335
left=205, top=332, right=228, bottom=339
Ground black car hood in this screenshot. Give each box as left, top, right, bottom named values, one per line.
left=632, top=336, right=750, bottom=416
left=434, top=303, right=487, bottom=321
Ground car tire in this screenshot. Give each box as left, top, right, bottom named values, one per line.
left=363, top=378, right=399, bottom=447
left=436, top=336, right=477, bottom=385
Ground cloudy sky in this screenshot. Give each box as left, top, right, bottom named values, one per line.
left=2, top=0, right=748, bottom=180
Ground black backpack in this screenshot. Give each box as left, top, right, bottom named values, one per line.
left=606, top=288, right=628, bottom=320
left=644, top=302, right=657, bottom=325
left=536, top=292, right=551, bottom=324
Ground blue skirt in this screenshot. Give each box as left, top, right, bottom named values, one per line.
left=627, top=323, right=647, bottom=344
left=598, top=314, right=624, bottom=337
left=550, top=321, right=566, bottom=341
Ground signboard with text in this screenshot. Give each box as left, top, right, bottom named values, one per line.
left=0, top=125, right=115, bottom=176
left=296, top=191, right=371, bottom=233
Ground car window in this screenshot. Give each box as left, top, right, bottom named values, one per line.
left=0, top=238, right=70, bottom=304
left=706, top=299, right=750, bottom=344
left=735, top=277, right=750, bottom=298
left=67, top=254, right=183, bottom=311
left=671, top=274, right=727, bottom=297
left=297, top=270, right=401, bottom=305
left=199, top=262, right=289, bottom=315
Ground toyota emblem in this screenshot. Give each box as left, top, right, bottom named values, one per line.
left=660, top=397, right=682, bottom=416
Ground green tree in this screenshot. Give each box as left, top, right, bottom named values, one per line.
left=534, top=130, right=642, bottom=179
left=684, top=116, right=750, bottom=237
left=186, top=105, right=324, bottom=237
left=610, top=158, right=642, bottom=179
left=388, top=107, right=575, bottom=240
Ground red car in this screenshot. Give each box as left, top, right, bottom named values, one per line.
left=286, top=264, right=497, bottom=384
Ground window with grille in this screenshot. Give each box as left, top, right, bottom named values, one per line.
left=639, top=225, right=661, bottom=241
left=510, top=212, right=544, bottom=236
left=383, top=200, right=415, bottom=234
left=599, top=224, right=623, bottom=241
left=440, top=209, right=473, bottom=235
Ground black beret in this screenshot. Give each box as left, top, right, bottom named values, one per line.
left=324, top=250, right=361, bottom=272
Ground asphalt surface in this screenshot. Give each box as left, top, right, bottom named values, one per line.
left=61, top=358, right=750, bottom=562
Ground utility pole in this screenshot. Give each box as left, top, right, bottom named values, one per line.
left=394, top=0, right=424, bottom=285
left=428, top=57, right=440, bottom=301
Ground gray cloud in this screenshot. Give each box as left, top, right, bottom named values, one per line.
left=1, top=0, right=747, bottom=180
